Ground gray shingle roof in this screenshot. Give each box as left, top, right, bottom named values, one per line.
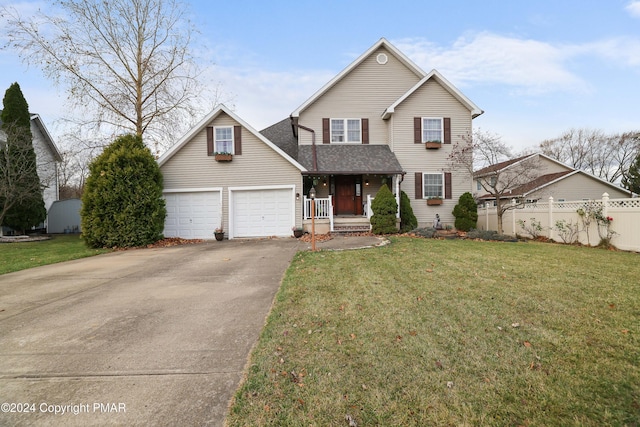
left=260, top=118, right=298, bottom=160
left=261, top=118, right=404, bottom=175
left=298, top=144, right=404, bottom=175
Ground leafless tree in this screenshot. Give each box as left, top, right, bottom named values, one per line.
left=539, top=128, right=640, bottom=183
left=3, top=0, right=212, bottom=151
left=449, top=129, right=540, bottom=233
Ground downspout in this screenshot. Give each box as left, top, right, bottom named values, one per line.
left=290, top=116, right=317, bottom=172
left=396, top=172, right=406, bottom=218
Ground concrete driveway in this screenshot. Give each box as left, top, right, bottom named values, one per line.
left=0, top=238, right=302, bottom=426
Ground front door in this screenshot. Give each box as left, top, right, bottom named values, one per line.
left=336, top=176, right=356, bottom=215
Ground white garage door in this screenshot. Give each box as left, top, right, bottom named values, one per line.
left=232, top=188, right=293, bottom=238
left=164, top=191, right=221, bottom=239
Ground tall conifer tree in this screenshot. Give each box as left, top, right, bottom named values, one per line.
left=0, top=82, right=46, bottom=233
left=622, top=153, right=640, bottom=195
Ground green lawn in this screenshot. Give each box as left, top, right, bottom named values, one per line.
left=0, top=234, right=109, bottom=275
left=227, top=237, right=640, bottom=426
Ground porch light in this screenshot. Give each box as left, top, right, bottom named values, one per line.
left=309, top=187, right=316, bottom=199
left=365, top=179, right=369, bottom=186
left=323, top=179, right=327, bottom=186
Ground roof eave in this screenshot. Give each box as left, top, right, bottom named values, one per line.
left=30, top=114, right=62, bottom=162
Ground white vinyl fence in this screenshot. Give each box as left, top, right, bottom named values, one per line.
left=479, top=193, right=640, bottom=252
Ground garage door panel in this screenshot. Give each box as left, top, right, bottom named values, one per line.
left=232, top=189, right=292, bottom=238
left=164, top=191, right=221, bottom=239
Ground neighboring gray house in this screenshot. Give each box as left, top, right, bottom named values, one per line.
left=158, top=38, right=483, bottom=239
left=474, top=153, right=632, bottom=204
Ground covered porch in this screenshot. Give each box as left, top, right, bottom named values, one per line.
left=301, top=173, right=403, bottom=234
left=296, top=143, right=405, bottom=234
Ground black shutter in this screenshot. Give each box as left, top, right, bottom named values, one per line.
left=322, top=118, right=330, bottom=144
left=444, top=172, right=452, bottom=199
left=206, top=126, right=213, bottom=155
left=234, top=125, right=242, bottom=155
left=415, top=172, right=422, bottom=199
left=414, top=117, right=422, bottom=144
left=362, top=118, right=369, bottom=144
left=444, top=118, right=451, bottom=144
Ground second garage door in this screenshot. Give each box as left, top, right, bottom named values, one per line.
left=231, top=188, right=293, bottom=238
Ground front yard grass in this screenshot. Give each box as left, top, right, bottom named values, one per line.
left=227, top=237, right=639, bottom=426
left=0, top=234, right=109, bottom=275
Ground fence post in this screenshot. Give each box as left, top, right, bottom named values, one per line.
left=485, top=202, right=490, bottom=230
left=602, top=193, right=609, bottom=218
left=511, top=199, right=516, bottom=235
left=548, top=196, right=554, bottom=241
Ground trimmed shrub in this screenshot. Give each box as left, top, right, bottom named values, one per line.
left=370, top=185, right=398, bottom=234
left=452, top=192, right=478, bottom=231
left=399, top=190, right=418, bottom=233
left=81, top=134, right=166, bottom=248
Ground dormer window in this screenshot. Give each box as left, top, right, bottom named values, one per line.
left=331, top=119, right=361, bottom=143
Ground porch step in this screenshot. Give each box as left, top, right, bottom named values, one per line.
left=332, top=224, right=371, bottom=234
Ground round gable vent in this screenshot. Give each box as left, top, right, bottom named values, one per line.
left=376, top=53, right=388, bottom=65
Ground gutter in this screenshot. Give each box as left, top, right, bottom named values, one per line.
left=290, top=117, right=317, bottom=172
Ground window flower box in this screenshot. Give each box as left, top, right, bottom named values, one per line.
left=214, top=152, right=232, bottom=162
left=427, top=197, right=443, bottom=206
left=425, top=141, right=442, bottom=149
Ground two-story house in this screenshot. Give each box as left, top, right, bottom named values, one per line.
left=158, top=38, right=483, bottom=239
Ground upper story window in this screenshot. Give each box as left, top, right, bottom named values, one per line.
left=422, top=118, right=443, bottom=143
left=423, top=173, right=443, bottom=198
left=214, top=126, right=234, bottom=153
left=331, top=119, right=361, bottom=143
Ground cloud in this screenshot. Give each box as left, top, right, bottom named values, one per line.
left=625, top=1, right=640, bottom=18
left=203, top=64, right=334, bottom=130
left=393, top=33, right=590, bottom=95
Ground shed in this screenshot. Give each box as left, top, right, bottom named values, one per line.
left=48, top=199, right=82, bottom=234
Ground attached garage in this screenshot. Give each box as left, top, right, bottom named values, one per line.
left=163, top=189, right=221, bottom=239
left=230, top=186, right=294, bottom=238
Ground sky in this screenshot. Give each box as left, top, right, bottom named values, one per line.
left=1, top=0, right=640, bottom=154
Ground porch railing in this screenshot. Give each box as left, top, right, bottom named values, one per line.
left=304, top=196, right=334, bottom=231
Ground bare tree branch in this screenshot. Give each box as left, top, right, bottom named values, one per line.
left=3, top=0, right=213, bottom=151
left=449, top=129, right=540, bottom=233
left=539, top=128, right=640, bottom=183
